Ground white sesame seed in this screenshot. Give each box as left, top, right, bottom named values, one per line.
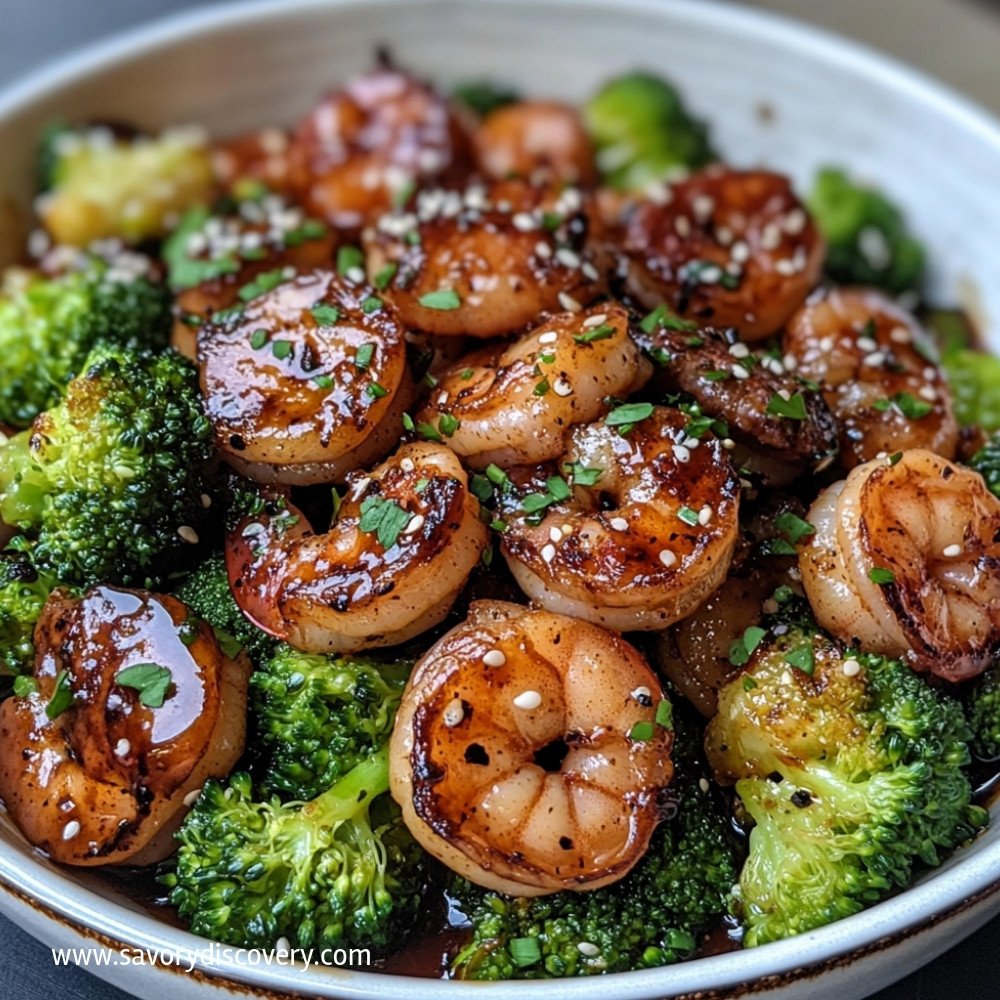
left=581, top=261, right=599, bottom=281
left=774, top=258, right=797, bottom=276
left=200, top=493, right=213, bottom=509
left=722, top=438, right=735, bottom=450
left=177, top=525, right=200, bottom=545
left=578, top=942, right=600, bottom=957
left=672, top=444, right=691, bottom=463
left=583, top=313, right=608, bottom=328
left=353, top=476, right=372, bottom=497
left=62, top=820, right=81, bottom=841
left=609, top=517, right=629, bottom=532
left=549, top=526, right=563, bottom=543
left=558, top=292, right=582, bottom=313
left=437, top=391, right=449, bottom=406
left=692, top=194, right=715, bottom=223
left=183, top=787, right=203, bottom=806
left=780, top=670, right=794, bottom=686
left=114, top=739, right=130, bottom=758
left=553, top=378, right=573, bottom=397
left=346, top=266, right=365, bottom=285
left=631, top=685, right=651, bottom=701
left=534, top=240, right=552, bottom=259
left=856, top=336, right=878, bottom=353
left=783, top=353, right=798, bottom=371
left=659, top=549, right=677, bottom=568
left=865, top=351, right=886, bottom=367
left=404, top=514, right=425, bottom=535
left=819, top=336, right=835, bottom=352
left=400, top=457, right=415, bottom=473
left=541, top=543, right=557, bottom=563
left=443, top=698, right=465, bottom=727
left=698, top=777, right=711, bottom=793
left=674, top=215, right=691, bottom=238
left=730, top=240, right=750, bottom=264
left=513, top=689, right=542, bottom=710
left=842, top=659, right=861, bottom=678
left=512, top=212, right=536, bottom=231
left=561, top=523, right=573, bottom=535
left=890, top=326, right=912, bottom=344
left=918, top=385, right=937, bottom=402
left=761, top=224, right=781, bottom=250
left=777, top=388, right=791, bottom=401
left=943, top=543, right=962, bottom=558
left=538, top=331, right=558, bottom=345
left=483, top=649, right=506, bottom=667
left=556, top=247, right=581, bottom=268
left=698, top=504, right=713, bottom=525
left=732, top=364, right=750, bottom=380
left=728, top=342, right=750, bottom=359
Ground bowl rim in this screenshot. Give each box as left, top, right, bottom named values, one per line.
left=2, top=0, right=1000, bottom=997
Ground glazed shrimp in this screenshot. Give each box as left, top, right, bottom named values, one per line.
left=211, top=126, right=297, bottom=199
left=784, top=287, right=959, bottom=468
left=501, top=407, right=741, bottom=630
left=198, top=268, right=414, bottom=485
left=619, top=167, right=824, bottom=340
left=226, top=442, right=487, bottom=652
left=0, top=587, right=249, bottom=866
left=418, top=302, right=651, bottom=468
left=473, top=101, right=597, bottom=185
left=289, top=67, right=472, bottom=231
left=639, top=322, right=839, bottom=483
left=800, top=449, right=1000, bottom=681
left=389, top=600, right=673, bottom=895
left=364, top=178, right=603, bottom=338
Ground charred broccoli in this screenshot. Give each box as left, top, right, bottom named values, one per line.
left=0, top=541, right=57, bottom=677
left=0, top=258, right=170, bottom=428
left=969, top=661, right=1000, bottom=760
left=0, top=345, right=213, bottom=587
left=970, top=433, right=1000, bottom=497
left=706, top=627, right=985, bottom=947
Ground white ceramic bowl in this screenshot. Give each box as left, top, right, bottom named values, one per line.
left=1, top=2, right=999, bottom=999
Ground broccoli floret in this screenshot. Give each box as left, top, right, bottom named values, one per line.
left=970, top=433, right=1000, bottom=497
left=706, top=628, right=985, bottom=947
left=173, top=554, right=276, bottom=667
left=0, top=345, right=213, bottom=587
left=968, top=661, right=1000, bottom=760
left=37, top=123, right=214, bottom=246
left=451, top=707, right=738, bottom=980
left=162, top=747, right=428, bottom=954
left=808, top=166, right=926, bottom=295
left=0, top=542, right=58, bottom=677
left=0, top=259, right=170, bottom=428
left=941, top=350, right=1000, bottom=430
left=583, top=72, right=715, bottom=191
left=251, top=645, right=410, bottom=801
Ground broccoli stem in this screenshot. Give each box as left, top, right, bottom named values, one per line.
left=303, top=746, right=390, bottom=823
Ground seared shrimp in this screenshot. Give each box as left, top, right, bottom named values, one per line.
left=211, top=126, right=296, bottom=199
left=364, top=178, right=603, bottom=338
left=501, top=407, right=740, bottom=630
left=198, top=268, right=414, bottom=485
left=227, top=442, right=487, bottom=652
left=784, top=287, right=959, bottom=467
left=800, top=449, right=1000, bottom=681
left=620, top=167, right=824, bottom=340
left=289, top=67, right=472, bottom=231
left=473, top=101, right=596, bottom=185
left=0, top=587, right=249, bottom=866
left=171, top=195, right=336, bottom=359
left=639, top=321, right=838, bottom=483
left=389, top=600, right=673, bottom=895
left=418, top=302, right=651, bottom=468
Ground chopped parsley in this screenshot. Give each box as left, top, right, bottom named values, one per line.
left=310, top=303, right=340, bottom=326
left=868, top=567, right=896, bottom=585
left=784, top=641, right=815, bottom=676
left=605, top=401, right=654, bottom=434
left=46, top=669, right=74, bottom=719
left=774, top=511, right=815, bottom=545
left=115, top=662, right=173, bottom=708
left=359, top=496, right=410, bottom=549
left=336, top=245, right=364, bottom=277
left=639, top=304, right=697, bottom=334
left=419, top=288, right=462, bottom=310
left=271, top=340, right=292, bottom=361
left=729, top=625, right=768, bottom=667
left=563, top=461, right=603, bottom=486
left=766, top=392, right=809, bottom=420
left=373, top=262, right=398, bottom=290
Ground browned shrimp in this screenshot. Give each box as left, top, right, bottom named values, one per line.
left=501, top=406, right=741, bottom=630
left=389, top=600, right=673, bottom=895
left=800, top=449, right=1000, bottom=681
left=418, top=302, right=651, bottom=468
left=0, top=587, right=249, bottom=866
left=637, top=321, right=839, bottom=483
left=619, top=167, right=824, bottom=340
left=784, top=287, right=959, bottom=467
left=211, top=126, right=297, bottom=199
left=226, top=442, right=487, bottom=652
left=473, top=101, right=596, bottom=185
left=170, top=196, right=336, bottom=359
left=364, top=178, right=603, bottom=338
left=198, top=269, right=413, bottom=485
left=288, top=67, right=472, bottom=232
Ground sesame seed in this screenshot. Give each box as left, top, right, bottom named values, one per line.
left=404, top=514, right=425, bottom=535
left=674, top=215, right=691, bottom=237
left=890, top=326, right=912, bottom=344
left=631, top=685, right=651, bottom=701
left=183, top=787, right=203, bottom=806
left=578, top=942, right=600, bottom=957
left=783, top=353, right=797, bottom=371
left=541, top=543, right=557, bottom=563
left=730, top=240, right=750, bottom=264
left=346, top=266, right=365, bottom=285
left=114, top=739, right=130, bottom=758
left=200, top=493, right=213, bottom=508
left=783, top=209, right=807, bottom=235
left=443, top=698, right=465, bottom=727
left=513, top=689, right=542, bottom=710
left=842, top=659, right=861, bottom=678
left=761, top=224, right=781, bottom=250
left=943, top=543, right=962, bottom=558
left=856, top=336, right=878, bottom=353
left=732, top=364, right=750, bottom=380
left=609, top=517, right=629, bottom=532
left=819, top=335, right=835, bottom=352
left=400, top=457, right=416, bottom=472
left=538, top=331, right=558, bottom=345
left=777, top=388, right=791, bottom=401
left=483, top=649, right=506, bottom=667
left=774, top=258, right=797, bottom=276
left=553, top=378, right=573, bottom=397
left=556, top=247, right=581, bottom=268
left=699, top=777, right=711, bottom=793
left=672, top=444, right=691, bottom=463
left=780, top=670, right=794, bottom=686
left=728, top=342, right=750, bottom=358
left=549, top=526, right=563, bottom=543
left=722, top=437, right=735, bottom=450
left=561, top=523, right=573, bottom=535
left=177, top=525, right=200, bottom=545
left=865, top=351, right=886, bottom=367
left=692, top=194, right=715, bottom=222
left=512, top=212, right=536, bottom=231
left=535, top=240, right=552, bottom=259
left=697, top=264, right=723, bottom=284
left=353, top=476, right=372, bottom=497
left=698, top=504, right=713, bottom=525
left=919, top=385, right=937, bottom=401
left=581, top=261, right=599, bottom=281
left=583, top=313, right=608, bottom=328
left=659, top=549, right=677, bottom=567
left=62, top=820, right=81, bottom=841
left=558, top=292, right=582, bottom=312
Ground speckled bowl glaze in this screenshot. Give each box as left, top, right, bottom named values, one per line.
left=0, top=1, right=999, bottom=998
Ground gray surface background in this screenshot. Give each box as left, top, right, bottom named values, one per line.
left=1, top=0, right=999, bottom=998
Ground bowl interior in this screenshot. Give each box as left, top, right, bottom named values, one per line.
left=1, top=1, right=1000, bottom=998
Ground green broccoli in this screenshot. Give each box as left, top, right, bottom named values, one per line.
left=968, top=661, right=1000, bottom=760
left=808, top=166, right=926, bottom=295
left=969, top=433, right=1000, bottom=497
left=451, top=705, right=738, bottom=979
left=0, top=345, right=214, bottom=588
left=0, top=259, right=170, bottom=428
left=37, top=123, right=214, bottom=246
left=173, top=553, right=276, bottom=667
left=251, top=645, right=410, bottom=801
left=0, top=542, right=57, bottom=677
left=705, top=627, right=985, bottom=947
left=162, top=747, right=428, bottom=954
left=941, top=350, right=1000, bottom=430
left=583, top=72, right=715, bottom=191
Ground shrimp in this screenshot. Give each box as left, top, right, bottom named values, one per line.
left=170, top=195, right=336, bottom=359
left=226, top=442, right=487, bottom=653
left=0, top=587, right=249, bottom=866
left=784, top=287, right=959, bottom=468
left=501, top=406, right=741, bottom=631
left=198, top=268, right=414, bottom=485
left=418, top=302, right=651, bottom=468
left=473, top=101, right=596, bottom=186
left=288, top=67, right=472, bottom=232
left=619, top=167, right=824, bottom=340
left=389, top=600, right=673, bottom=895
left=799, top=449, right=1000, bottom=681
left=211, top=126, right=297, bottom=199
left=363, top=179, right=603, bottom=338
left=636, top=322, right=839, bottom=483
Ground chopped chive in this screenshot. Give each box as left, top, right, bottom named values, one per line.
left=310, top=303, right=340, bottom=326
left=373, top=262, right=398, bottom=290
left=361, top=295, right=383, bottom=314
left=629, top=721, right=655, bottom=742
left=271, top=340, right=293, bottom=361
left=419, top=288, right=461, bottom=310
left=313, top=374, right=334, bottom=390
left=868, top=567, right=896, bottom=585
left=356, top=343, right=375, bottom=371
left=574, top=324, right=615, bottom=344
left=677, top=506, right=699, bottom=527
left=367, top=382, right=389, bottom=399
left=336, top=245, right=364, bottom=276
left=249, top=328, right=269, bottom=350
